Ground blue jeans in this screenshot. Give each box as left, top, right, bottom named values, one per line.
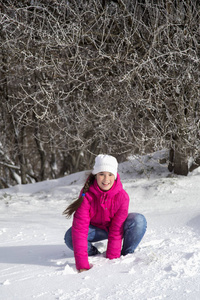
left=64, top=213, right=147, bottom=256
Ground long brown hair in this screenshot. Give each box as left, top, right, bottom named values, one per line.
left=62, top=173, right=95, bottom=218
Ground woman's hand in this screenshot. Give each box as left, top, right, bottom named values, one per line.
left=78, top=264, right=93, bottom=273
left=78, top=268, right=88, bottom=273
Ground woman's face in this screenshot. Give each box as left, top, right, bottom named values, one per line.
left=96, top=172, right=115, bottom=191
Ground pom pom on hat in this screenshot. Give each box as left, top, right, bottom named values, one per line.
left=92, top=154, right=118, bottom=179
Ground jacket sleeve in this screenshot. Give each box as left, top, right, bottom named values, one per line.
left=106, top=192, right=129, bottom=259
left=72, top=195, right=91, bottom=270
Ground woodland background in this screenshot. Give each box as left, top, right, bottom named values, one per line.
left=0, top=0, right=200, bottom=188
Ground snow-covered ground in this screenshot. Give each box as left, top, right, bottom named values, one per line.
left=0, top=150, right=200, bottom=300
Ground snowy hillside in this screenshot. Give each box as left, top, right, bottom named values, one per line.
left=0, top=150, right=200, bottom=300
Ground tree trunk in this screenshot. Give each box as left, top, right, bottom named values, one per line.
left=168, top=148, right=188, bottom=176
left=17, top=126, right=27, bottom=184
left=34, top=133, right=46, bottom=181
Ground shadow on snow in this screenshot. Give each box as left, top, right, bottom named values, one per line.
left=0, top=244, right=74, bottom=267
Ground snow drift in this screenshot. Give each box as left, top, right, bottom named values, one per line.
left=0, top=151, right=200, bottom=300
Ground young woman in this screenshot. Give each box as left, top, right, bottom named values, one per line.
left=63, top=154, right=147, bottom=272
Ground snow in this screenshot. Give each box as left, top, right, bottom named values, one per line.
left=0, top=150, right=200, bottom=300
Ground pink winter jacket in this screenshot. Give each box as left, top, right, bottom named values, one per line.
left=72, top=174, right=129, bottom=270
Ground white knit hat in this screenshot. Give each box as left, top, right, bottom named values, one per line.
left=92, top=154, right=118, bottom=179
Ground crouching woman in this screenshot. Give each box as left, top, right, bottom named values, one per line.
left=63, top=154, right=147, bottom=272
